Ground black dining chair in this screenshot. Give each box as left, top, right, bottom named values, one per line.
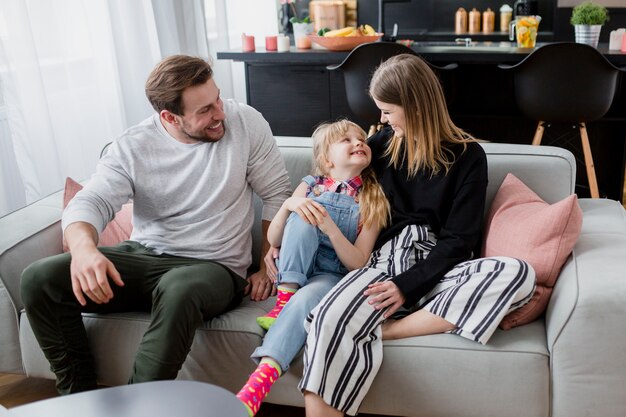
left=499, top=42, right=625, bottom=199
left=328, top=41, right=457, bottom=136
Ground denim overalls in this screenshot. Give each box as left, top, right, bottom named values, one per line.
left=251, top=175, right=361, bottom=371
left=278, top=175, right=360, bottom=286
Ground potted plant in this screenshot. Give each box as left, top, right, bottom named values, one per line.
left=570, top=1, right=609, bottom=48
left=290, top=16, right=314, bottom=49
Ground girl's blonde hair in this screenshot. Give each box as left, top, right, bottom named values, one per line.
left=311, top=120, right=390, bottom=229
left=369, top=54, right=476, bottom=177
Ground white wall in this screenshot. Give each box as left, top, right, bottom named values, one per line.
left=207, top=0, right=279, bottom=103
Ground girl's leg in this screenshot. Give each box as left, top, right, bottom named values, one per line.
left=257, top=284, right=298, bottom=330
left=237, top=357, right=281, bottom=417
left=258, top=213, right=319, bottom=329
left=386, top=256, right=536, bottom=344
left=240, top=274, right=342, bottom=415
left=253, top=274, right=342, bottom=370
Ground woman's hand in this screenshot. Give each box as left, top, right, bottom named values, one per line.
left=364, top=281, right=406, bottom=318
left=285, top=197, right=327, bottom=225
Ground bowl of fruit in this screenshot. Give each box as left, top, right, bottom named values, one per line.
left=308, top=25, right=382, bottom=51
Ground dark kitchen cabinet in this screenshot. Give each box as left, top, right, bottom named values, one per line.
left=247, top=64, right=331, bottom=137
left=246, top=64, right=375, bottom=136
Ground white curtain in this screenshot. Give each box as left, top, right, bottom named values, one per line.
left=211, top=0, right=280, bottom=103
left=0, top=0, right=214, bottom=217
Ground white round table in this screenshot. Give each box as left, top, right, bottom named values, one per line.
left=8, top=380, right=247, bottom=417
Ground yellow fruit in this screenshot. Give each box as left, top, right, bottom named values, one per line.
left=364, top=24, right=376, bottom=35
left=324, top=27, right=356, bottom=37
left=323, top=24, right=377, bottom=37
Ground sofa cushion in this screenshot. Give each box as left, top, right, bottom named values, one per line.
left=482, top=173, right=582, bottom=329
left=62, top=177, right=133, bottom=251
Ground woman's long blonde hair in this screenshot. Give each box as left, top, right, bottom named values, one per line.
left=369, top=54, right=476, bottom=177
left=311, top=120, right=389, bottom=229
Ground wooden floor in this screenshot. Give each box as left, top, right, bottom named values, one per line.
left=0, top=373, right=58, bottom=409
left=0, top=373, right=391, bottom=416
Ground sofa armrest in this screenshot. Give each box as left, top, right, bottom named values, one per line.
left=545, top=199, right=626, bottom=417
left=0, top=189, right=64, bottom=372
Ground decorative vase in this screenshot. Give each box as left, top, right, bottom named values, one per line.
left=574, top=24, right=602, bottom=48
left=292, top=22, right=314, bottom=49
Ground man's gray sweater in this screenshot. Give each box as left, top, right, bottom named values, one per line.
left=63, top=99, right=291, bottom=278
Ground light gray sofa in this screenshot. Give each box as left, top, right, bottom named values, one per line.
left=1, top=138, right=626, bottom=417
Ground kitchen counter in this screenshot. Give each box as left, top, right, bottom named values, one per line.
left=217, top=42, right=626, bottom=65
left=217, top=42, right=626, bottom=201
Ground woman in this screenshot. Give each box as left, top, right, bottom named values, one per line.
left=298, top=54, right=536, bottom=416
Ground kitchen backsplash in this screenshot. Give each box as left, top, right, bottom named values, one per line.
left=357, top=0, right=555, bottom=38
left=289, top=0, right=624, bottom=42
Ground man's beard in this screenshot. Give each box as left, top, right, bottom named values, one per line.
left=181, top=121, right=226, bottom=143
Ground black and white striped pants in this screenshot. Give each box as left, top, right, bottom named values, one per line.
left=299, top=225, right=536, bottom=415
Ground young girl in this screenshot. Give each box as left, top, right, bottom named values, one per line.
left=236, top=120, right=389, bottom=416
left=300, top=54, right=536, bottom=416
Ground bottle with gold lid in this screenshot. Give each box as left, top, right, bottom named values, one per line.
left=469, top=8, right=481, bottom=34
left=483, top=8, right=495, bottom=33
left=455, top=7, right=468, bottom=34
left=500, top=4, right=513, bottom=32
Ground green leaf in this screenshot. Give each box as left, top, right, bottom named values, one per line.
left=570, top=1, right=609, bottom=25
left=290, top=15, right=311, bottom=24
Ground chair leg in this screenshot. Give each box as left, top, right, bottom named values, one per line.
left=623, top=159, right=626, bottom=207
left=532, top=122, right=544, bottom=146
left=579, top=123, right=600, bottom=198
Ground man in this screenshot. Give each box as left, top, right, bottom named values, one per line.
left=20, top=55, right=291, bottom=394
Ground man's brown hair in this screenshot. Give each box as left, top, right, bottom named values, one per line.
left=145, top=55, right=213, bottom=115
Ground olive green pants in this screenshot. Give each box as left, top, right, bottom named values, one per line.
left=20, top=241, right=247, bottom=394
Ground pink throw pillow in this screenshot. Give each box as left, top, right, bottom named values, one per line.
left=482, top=173, right=582, bottom=330
left=62, top=177, right=133, bottom=251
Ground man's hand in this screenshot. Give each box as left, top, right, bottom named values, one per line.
left=364, top=281, right=405, bottom=318
left=245, top=268, right=277, bottom=301
left=66, top=221, right=124, bottom=306
left=249, top=221, right=278, bottom=301
left=70, top=245, right=124, bottom=306
left=263, top=247, right=280, bottom=283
